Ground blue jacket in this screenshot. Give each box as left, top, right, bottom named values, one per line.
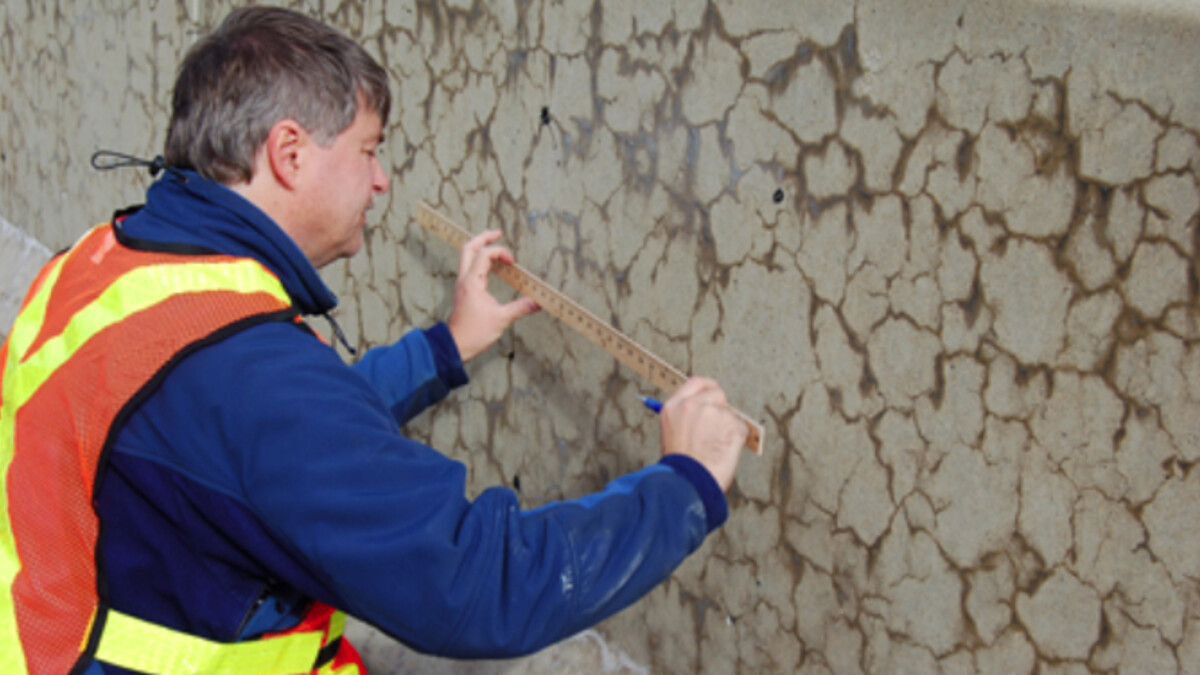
left=89, top=170, right=727, bottom=671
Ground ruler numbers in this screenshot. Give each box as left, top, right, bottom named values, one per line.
left=415, top=202, right=764, bottom=454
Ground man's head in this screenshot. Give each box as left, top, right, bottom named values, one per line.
left=166, top=7, right=392, bottom=267
left=164, top=6, right=390, bottom=185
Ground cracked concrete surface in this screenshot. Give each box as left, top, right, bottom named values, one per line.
left=3, top=0, right=1200, bottom=672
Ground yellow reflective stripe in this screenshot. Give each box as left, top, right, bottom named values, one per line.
left=315, top=612, right=358, bottom=675
left=328, top=611, right=346, bottom=641
left=4, top=253, right=67, bottom=364
left=0, top=253, right=67, bottom=674
left=0, top=252, right=289, bottom=674
left=6, top=259, right=289, bottom=417
left=96, top=609, right=322, bottom=675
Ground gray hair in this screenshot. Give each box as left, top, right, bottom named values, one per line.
left=164, top=6, right=391, bottom=184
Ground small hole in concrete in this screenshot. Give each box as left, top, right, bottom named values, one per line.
left=773, top=188, right=784, bottom=203
left=540, top=107, right=550, bottom=126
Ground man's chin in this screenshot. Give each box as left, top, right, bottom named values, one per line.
left=316, top=237, right=365, bottom=269
left=343, top=239, right=364, bottom=260
left=346, top=230, right=367, bottom=257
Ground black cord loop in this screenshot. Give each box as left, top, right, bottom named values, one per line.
left=323, top=313, right=358, bottom=357
left=90, top=150, right=168, bottom=177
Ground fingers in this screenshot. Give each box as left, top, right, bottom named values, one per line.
left=448, top=229, right=537, bottom=363
left=502, top=296, right=541, bottom=321
left=664, top=377, right=734, bottom=439
left=474, top=245, right=514, bottom=281
left=719, top=407, right=750, bottom=445
left=464, top=242, right=515, bottom=288
left=671, top=376, right=718, bottom=400
left=694, top=383, right=729, bottom=407
left=657, top=377, right=746, bottom=491
left=458, top=229, right=504, bottom=277
left=668, top=377, right=728, bottom=410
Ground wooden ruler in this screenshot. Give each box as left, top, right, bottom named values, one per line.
left=416, top=202, right=764, bottom=454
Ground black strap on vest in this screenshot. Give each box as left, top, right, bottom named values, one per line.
left=313, top=636, right=342, bottom=670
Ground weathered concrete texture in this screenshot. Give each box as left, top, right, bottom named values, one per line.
left=0, top=217, right=52, bottom=342
left=4, top=0, right=1200, bottom=673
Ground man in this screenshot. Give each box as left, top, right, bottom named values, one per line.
left=0, top=6, right=747, bottom=674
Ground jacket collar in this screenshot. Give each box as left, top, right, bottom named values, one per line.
left=120, top=170, right=338, bottom=315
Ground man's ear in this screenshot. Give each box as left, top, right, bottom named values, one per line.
left=263, top=119, right=308, bottom=190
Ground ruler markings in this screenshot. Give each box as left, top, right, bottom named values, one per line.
left=416, top=202, right=764, bottom=454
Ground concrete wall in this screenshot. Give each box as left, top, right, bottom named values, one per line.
left=4, top=1, right=1200, bottom=672
left=0, top=217, right=51, bottom=342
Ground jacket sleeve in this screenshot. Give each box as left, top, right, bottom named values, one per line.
left=349, top=322, right=468, bottom=426
left=206, top=323, right=726, bottom=657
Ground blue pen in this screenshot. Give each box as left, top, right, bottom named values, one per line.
left=637, top=395, right=663, bottom=414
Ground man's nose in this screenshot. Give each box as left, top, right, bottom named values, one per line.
left=373, top=158, right=390, bottom=194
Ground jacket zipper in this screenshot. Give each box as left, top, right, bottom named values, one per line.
left=234, top=580, right=275, bottom=638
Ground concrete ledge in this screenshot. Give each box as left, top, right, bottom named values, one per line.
left=344, top=620, right=648, bottom=674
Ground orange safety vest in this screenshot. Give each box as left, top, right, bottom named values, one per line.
left=0, top=222, right=364, bottom=674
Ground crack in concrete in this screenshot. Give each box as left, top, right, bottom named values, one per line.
left=5, top=0, right=1200, bottom=672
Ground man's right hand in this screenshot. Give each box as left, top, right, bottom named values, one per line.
left=659, top=377, right=748, bottom=492
left=447, top=229, right=540, bottom=362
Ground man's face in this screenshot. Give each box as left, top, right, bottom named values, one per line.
left=298, top=102, right=390, bottom=268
